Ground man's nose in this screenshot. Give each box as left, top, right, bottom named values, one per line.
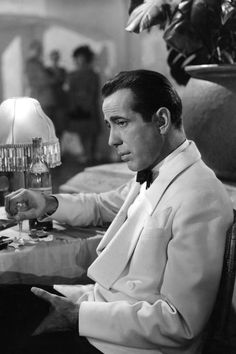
left=108, top=127, right=121, bottom=147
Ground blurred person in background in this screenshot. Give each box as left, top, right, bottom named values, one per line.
left=47, top=49, right=68, bottom=139
left=68, top=45, right=102, bottom=164
left=25, top=40, right=56, bottom=120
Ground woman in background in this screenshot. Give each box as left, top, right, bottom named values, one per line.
left=68, top=45, right=102, bottom=164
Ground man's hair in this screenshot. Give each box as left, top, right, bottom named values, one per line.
left=102, top=70, right=182, bottom=129
left=72, top=45, right=94, bottom=63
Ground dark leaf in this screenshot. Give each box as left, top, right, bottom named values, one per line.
left=128, top=0, right=144, bottom=15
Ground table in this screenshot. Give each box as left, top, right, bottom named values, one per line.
left=0, top=208, right=104, bottom=285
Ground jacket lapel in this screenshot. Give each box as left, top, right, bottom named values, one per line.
left=88, top=201, right=146, bottom=288
left=88, top=141, right=201, bottom=289
left=145, top=141, right=201, bottom=214
left=96, top=181, right=141, bottom=253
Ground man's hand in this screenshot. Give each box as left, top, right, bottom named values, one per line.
left=5, top=188, right=56, bottom=221
left=31, top=287, right=79, bottom=335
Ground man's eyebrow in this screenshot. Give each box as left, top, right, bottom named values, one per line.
left=103, top=116, right=129, bottom=125
left=109, top=116, right=128, bottom=121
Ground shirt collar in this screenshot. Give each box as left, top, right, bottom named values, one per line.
left=152, top=139, right=189, bottom=179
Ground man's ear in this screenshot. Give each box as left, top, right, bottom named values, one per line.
left=152, top=107, right=171, bottom=135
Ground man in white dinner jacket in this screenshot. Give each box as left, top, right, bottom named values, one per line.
left=6, top=70, right=233, bottom=354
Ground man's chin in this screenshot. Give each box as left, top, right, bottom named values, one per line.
left=126, top=161, right=138, bottom=172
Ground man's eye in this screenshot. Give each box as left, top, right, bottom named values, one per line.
left=105, top=122, right=111, bottom=129
left=117, top=120, right=127, bottom=127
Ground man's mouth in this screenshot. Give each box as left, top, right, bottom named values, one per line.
left=120, top=153, right=131, bottom=161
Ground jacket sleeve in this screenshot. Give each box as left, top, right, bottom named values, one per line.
left=78, top=187, right=233, bottom=350
left=51, top=179, right=134, bottom=227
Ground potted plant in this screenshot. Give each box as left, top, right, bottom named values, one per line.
left=126, top=0, right=236, bottom=181
left=126, top=0, right=236, bottom=83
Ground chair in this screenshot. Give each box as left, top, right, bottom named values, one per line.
left=202, top=210, right=236, bottom=353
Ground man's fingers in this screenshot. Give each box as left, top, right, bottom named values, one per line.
left=31, top=287, right=57, bottom=305
left=31, top=288, right=79, bottom=335
left=5, top=189, right=25, bottom=215
left=16, top=208, right=38, bottom=221
left=5, top=188, right=47, bottom=221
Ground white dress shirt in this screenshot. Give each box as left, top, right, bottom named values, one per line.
left=127, top=140, right=189, bottom=219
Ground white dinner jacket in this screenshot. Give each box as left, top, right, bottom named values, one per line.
left=53, top=141, right=233, bottom=354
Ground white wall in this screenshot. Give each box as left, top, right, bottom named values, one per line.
left=2, top=35, right=23, bottom=99
left=0, top=0, right=175, bottom=100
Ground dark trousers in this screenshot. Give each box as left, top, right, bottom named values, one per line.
left=0, top=285, right=102, bottom=354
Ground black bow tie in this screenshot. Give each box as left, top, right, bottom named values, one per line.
left=136, top=169, right=153, bottom=189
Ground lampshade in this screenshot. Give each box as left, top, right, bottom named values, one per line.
left=0, top=97, right=61, bottom=171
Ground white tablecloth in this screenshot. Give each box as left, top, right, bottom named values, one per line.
left=0, top=208, right=103, bottom=284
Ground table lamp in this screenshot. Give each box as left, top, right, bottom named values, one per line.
left=0, top=97, right=61, bottom=192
